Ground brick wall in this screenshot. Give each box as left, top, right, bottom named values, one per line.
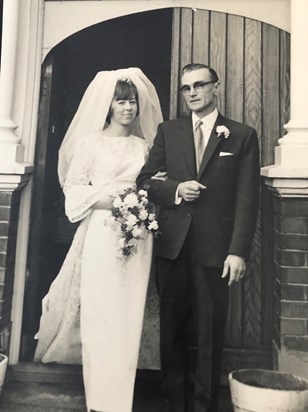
left=0, top=190, right=21, bottom=354
left=273, top=196, right=308, bottom=354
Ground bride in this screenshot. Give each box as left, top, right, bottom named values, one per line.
left=34, top=68, right=163, bottom=412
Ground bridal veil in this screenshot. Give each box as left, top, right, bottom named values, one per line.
left=58, top=67, right=163, bottom=187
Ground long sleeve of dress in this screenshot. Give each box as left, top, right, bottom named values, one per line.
left=63, top=141, right=104, bottom=223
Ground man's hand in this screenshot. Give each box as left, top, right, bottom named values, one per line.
left=178, top=180, right=206, bottom=202
left=151, top=171, right=168, bottom=181
left=222, top=254, right=246, bottom=286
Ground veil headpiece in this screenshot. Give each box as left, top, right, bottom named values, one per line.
left=58, top=67, right=163, bottom=186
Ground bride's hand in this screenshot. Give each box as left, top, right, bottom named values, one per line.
left=151, top=171, right=168, bottom=181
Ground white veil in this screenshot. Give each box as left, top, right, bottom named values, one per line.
left=58, top=67, right=163, bottom=187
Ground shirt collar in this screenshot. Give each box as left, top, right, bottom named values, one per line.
left=192, top=108, right=218, bottom=129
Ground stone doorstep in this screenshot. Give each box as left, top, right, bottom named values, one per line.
left=0, top=381, right=86, bottom=411
left=1, top=365, right=163, bottom=412
left=0, top=405, right=82, bottom=412
left=0, top=363, right=234, bottom=412
left=1, top=351, right=271, bottom=411
left=1, top=364, right=86, bottom=411
left=6, top=363, right=84, bottom=386
left=5, top=348, right=272, bottom=387
left=1, top=363, right=162, bottom=411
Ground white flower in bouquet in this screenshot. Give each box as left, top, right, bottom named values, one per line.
left=132, top=227, right=143, bottom=238
left=127, top=238, right=138, bottom=248
left=138, top=189, right=147, bottom=197
left=139, top=209, right=148, bottom=221
left=113, top=196, right=122, bottom=208
left=126, top=214, right=138, bottom=228
left=148, top=213, right=155, bottom=221
left=148, top=220, right=159, bottom=231
left=124, top=193, right=139, bottom=208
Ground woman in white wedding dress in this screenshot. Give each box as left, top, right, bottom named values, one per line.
left=34, top=68, right=163, bottom=412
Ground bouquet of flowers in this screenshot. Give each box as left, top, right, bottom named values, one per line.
left=107, top=187, right=159, bottom=257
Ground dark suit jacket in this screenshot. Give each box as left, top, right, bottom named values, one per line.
left=137, top=112, right=260, bottom=267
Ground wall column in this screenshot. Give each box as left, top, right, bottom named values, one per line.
left=0, top=0, right=23, bottom=163
left=262, top=0, right=308, bottom=379
left=0, top=0, right=30, bottom=357
left=0, top=0, right=44, bottom=362
left=275, top=0, right=308, bottom=169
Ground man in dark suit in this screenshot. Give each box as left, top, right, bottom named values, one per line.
left=136, top=63, right=260, bottom=412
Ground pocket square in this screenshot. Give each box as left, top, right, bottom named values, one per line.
left=219, top=151, right=234, bottom=157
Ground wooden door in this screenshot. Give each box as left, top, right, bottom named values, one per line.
left=170, top=8, right=290, bottom=370
left=21, top=52, right=67, bottom=360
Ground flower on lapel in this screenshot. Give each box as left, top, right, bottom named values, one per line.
left=216, top=125, right=230, bottom=139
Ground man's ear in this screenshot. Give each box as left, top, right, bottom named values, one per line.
left=213, top=81, right=220, bottom=96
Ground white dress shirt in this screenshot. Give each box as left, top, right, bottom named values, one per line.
left=174, top=108, right=218, bottom=204
left=192, top=108, right=218, bottom=151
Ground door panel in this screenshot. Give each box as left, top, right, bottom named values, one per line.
left=22, top=53, right=66, bottom=360
left=170, top=8, right=290, bottom=359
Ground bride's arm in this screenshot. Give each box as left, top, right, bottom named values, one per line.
left=91, top=196, right=113, bottom=210
left=63, top=143, right=108, bottom=222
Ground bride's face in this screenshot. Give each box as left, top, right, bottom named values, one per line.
left=110, top=97, right=138, bottom=127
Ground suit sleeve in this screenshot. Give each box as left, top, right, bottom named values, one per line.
left=228, top=128, right=260, bottom=260
left=136, top=123, right=181, bottom=206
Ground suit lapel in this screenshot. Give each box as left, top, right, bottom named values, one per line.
left=197, top=113, right=225, bottom=180
left=178, top=116, right=197, bottom=177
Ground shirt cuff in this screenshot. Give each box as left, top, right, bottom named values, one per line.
left=174, top=185, right=182, bottom=205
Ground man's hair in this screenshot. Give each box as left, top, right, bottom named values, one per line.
left=182, top=63, right=219, bottom=83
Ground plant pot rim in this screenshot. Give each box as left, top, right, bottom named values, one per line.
left=229, top=368, right=308, bottom=392
left=0, top=354, right=8, bottom=363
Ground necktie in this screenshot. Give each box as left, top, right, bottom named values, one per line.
left=194, top=119, right=205, bottom=171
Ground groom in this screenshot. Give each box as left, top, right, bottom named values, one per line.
left=137, top=63, right=260, bottom=412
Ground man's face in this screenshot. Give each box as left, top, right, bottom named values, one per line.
left=181, top=68, right=219, bottom=117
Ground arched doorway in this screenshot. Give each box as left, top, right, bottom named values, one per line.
left=22, top=6, right=290, bottom=377
left=22, top=8, right=173, bottom=362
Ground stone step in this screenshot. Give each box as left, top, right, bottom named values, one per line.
left=0, top=403, right=83, bottom=412
left=0, top=381, right=86, bottom=412
left=6, top=362, right=84, bottom=385
left=1, top=363, right=233, bottom=411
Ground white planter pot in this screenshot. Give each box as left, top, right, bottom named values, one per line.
left=0, top=354, right=8, bottom=396
left=229, top=369, right=308, bottom=412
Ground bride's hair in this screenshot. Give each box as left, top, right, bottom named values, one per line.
left=106, top=79, right=139, bottom=123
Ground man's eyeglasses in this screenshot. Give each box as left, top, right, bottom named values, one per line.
left=180, top=81, right=216, bottom=96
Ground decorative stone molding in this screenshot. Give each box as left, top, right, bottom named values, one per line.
left=0, top=174, right=32, bottom=193
left=264, top=177, right=308, bottom=198
left=262, top=0, right=308, bottom=178
left=43, top=0, right=290, bottom=59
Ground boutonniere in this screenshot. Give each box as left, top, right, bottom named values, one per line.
left=216, top=125, right=230, bottom=139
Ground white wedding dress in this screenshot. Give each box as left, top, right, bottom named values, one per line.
left=34, top=133, right=153, bottom=412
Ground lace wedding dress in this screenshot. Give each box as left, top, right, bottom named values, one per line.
left=34, top=133, right=153, bottom=412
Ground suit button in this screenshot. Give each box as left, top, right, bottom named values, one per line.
left=187, top=213, right=192, bottom=217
